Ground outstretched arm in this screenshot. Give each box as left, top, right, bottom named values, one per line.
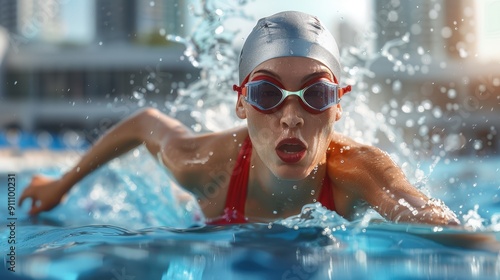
left=328, top=134, right=460, bottom=226
left=19, top=108, right=191, bottom=215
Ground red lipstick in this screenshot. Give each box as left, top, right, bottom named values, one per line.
left=275, top=138, right=306, bottom=164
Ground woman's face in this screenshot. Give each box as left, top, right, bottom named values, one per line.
left=236, top=57, right=342, bottom=180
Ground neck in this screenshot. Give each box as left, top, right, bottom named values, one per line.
left=247, top=150, right=327, bottom=218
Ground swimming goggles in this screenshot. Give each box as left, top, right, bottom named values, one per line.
left=234, top=79, right=351, bottom=114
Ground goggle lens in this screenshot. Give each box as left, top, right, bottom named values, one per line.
left=242, top=80, right=350, bottom=113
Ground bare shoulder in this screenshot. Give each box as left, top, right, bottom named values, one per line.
left=327, top=133, right=403, bottom=191
left=160, top=126, right=249, bottom=190
left=327, top=133, right=386, bottom=171
left=327, top=133, right=459, bottom=225
left=326, top=133, right=392, bottom=216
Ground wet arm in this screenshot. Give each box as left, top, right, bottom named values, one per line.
left=361, top=147, right=459, bottom=225
left=57, top=108, right=189, bottom=193
left=19, top=108, right=194, bottom=214
left=329, top=135, right=459, bottom=226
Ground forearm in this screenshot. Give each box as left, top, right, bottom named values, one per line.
left=60, top=133, right=140, bottom=191
left=18, top=108, right=191, bottom=215
left=380, top=188, right=459, bottom=225
left=365, top=150, right=460, bottom=225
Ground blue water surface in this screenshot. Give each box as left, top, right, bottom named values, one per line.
left=1, top=150, right=499, bottom=280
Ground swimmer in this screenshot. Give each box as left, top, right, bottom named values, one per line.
left=19, top=11, right=460, bottom=226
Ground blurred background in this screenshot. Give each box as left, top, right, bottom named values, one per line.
left=0, top=0, right=499, bottom=158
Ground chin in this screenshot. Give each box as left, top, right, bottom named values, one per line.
left=273, top=165, right=313, bottom=181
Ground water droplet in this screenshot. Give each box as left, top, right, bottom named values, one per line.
left=441, top=26, right=452, bottom=39
left=13, top=81, right=17, bottom=85
left=133, top=149, right=140, bottom=157
left=401, top=101, right=413, bottom=113
left=473, top=140, right=483, bottom=150
left=392, top=80, right=402, bottom=92
left=146, top=83, right=155, bottom=91
left=133, top=91, right=143, bottom=99
left=371, top=84, right=381, bottom=94
left=419, top=125, right=429, bottom=137
left=432, top=107, right=443, bottom=118
left=150, top=1, right=155, bottom=7
left=292, top=185, right=298, bottom=190
left=431, top=134, right=441, bottom=143
left=405, top=119, right=414, bottom=128
left=447, top=88, right=457, bottom=99
left=272, top=210, right=277, bottom=215
left=458, top=48, right=468, bottom=58
left=493, top=78, right=500, bottom=87
left=417, top=46, right=425, bottom=55
left=429, top=9, right=439, bottom=20
left=192, top=123, right=202, bottom=132
left=421, top=100, right=432, bottom=110
left=215, top=26, right=224, bottom=35
left=99, top=41, right=103, bottom=46
left=411, top=24, right=422, bottom=35
left=444, top=134, right=464, bottom=152
left=388, top=10, right=398, bottom=22
left=215, top=9, right=224, bottom=16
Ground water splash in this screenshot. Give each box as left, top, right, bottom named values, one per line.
left=338, top=31, right=426, bottom=184
left=165, top=0, right=252, bottom=131
left=155, top=0, right=500, bottom=229
left=39, top=146, right=203, bottom=229
left=274, top=203, right=348, bottom=232
left=164, top=0, right=426, bottom=179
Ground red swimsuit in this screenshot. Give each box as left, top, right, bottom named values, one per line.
left=206, top=137, right=336, bottom=225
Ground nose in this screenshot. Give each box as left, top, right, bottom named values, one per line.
left=280, top=97, right=304, bottom=128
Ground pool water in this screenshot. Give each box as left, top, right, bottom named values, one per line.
left=2, top=1, right=500, bottom=279
left=1, top=150, right=499, bottom=280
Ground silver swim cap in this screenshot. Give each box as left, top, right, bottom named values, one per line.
left=239, top=11, right=341, bottom=84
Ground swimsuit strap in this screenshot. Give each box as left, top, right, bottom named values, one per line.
left=206, top=136, right=336, bottom=224
left=317, top=173, right=336, bottom=211
left=207, top=136, right=252, bottom=225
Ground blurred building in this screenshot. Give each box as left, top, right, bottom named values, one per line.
left=0, top=0, right=498, bottom=155
left=371, top=0, right=500, bottom=156
left=0, top=0, right=198, bottom=135
left=0, top=0, right=16, bottom=33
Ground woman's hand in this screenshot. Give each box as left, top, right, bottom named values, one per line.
left=18, top=175, right=68, bottom=215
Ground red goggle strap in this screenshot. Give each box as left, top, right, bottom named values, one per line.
left=339, top=85, right=352, bottom=99
left=233, top=76, right=250, bottom=97
left=233, top=84, right=243, bottom=96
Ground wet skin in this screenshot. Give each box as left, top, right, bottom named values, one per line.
left=19, top=57, right=460, bottom=226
